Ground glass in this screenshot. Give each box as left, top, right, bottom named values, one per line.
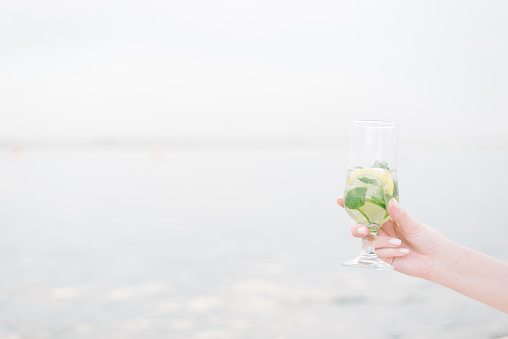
left=341, top=120, right=399, bottom=269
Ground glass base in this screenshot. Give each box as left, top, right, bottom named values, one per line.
left=342, top=254, right=394, bottom=270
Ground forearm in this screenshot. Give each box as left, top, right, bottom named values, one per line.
left=431, top=241, right=508, bottom=313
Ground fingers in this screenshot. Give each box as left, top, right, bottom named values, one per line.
left=387, top=199, right=425, bottom=234
left=340, top=198, right=415, bottom=261
left=350, top=224, right=410, bottom=256
left=376, top=247, right=410, bottom=259
left=350, top=224, right=368, bottom=237
left=340, top=197, right=423, bottom=236
left=336, top=198, right=344, bottom=208
left=350, top=225, right=404, bottom=246
left=375, top=236, right=404, bottom=249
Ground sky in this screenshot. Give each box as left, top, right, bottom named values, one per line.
left=1, top=0, right=507, bottom=140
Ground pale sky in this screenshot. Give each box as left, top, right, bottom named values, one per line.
left=1, top=0, right=507, bottom=139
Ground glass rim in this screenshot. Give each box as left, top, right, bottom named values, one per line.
left=350, top=120, right=398, bottom=128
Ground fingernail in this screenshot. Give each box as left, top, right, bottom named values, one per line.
left=389, top=238, right=402, bottom=246
left=358, top=227, right=367, bottom=235
left=391, top=199, right=400, bottom=211
left=400, top=248, right=409, bottom=254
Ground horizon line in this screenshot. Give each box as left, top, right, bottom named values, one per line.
left=0, top=136, right=505, bottom=150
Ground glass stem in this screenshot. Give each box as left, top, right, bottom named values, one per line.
left=361, top=226, right=379, bottom=256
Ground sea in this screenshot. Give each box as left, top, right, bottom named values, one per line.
left=0, top=139, right=506, bottom=339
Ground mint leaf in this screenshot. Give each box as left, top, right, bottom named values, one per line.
left=385, top=181, right=399, bottom=202
left=372, top=160, right=389, bottom=170
left=392, top=181, right=399, bottom=199
left=344, top=187, right=367, bottom=209
left=358, top=177, right=378, bottom=185
left=368, top=187, right=386, bottom=209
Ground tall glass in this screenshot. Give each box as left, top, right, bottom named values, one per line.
left=341, top=120, right=399, bottom=269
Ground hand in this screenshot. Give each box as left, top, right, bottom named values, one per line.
left=337, top=198, right=450, bottom=280
left=338, top=197, right=508, bottom=312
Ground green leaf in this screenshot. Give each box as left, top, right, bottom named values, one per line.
left=392, top=181, right=399, bottom=199
left=372, top=160, right=389, bottom=170
left=368, top=187, right=387, bottom=209
left=358, top=177, right=379, bottom=185
left=344, top=187, right=367, bottom=209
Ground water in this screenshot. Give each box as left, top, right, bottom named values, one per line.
left=0, top=145, right=507, bottom=339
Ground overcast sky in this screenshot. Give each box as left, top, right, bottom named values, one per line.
left=1, top=0, right=507, bottom=139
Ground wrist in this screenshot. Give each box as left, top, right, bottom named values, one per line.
left=425, top=237, right=462, bottom=284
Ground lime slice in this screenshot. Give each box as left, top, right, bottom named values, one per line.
left=360, top=201, right=390, bottom=225
left=348, top=168, right=394, bottom=195
left=346, top=201, right=390, bottom=226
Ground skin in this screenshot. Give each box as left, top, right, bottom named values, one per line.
left=338, top=197, right=508, bottom=314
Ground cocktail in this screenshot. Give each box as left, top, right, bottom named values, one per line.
left=342, top=120, right=399, bottom=269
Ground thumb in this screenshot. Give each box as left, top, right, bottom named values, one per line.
left=387, top=199, right=424, bottom=234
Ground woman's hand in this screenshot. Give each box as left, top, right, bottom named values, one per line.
left=337, top=197, right=450, bottom=280
left=338, top=197, right=508, bottom=313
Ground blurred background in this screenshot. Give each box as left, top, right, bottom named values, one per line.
left=1, top=1, right=508, bottom=338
